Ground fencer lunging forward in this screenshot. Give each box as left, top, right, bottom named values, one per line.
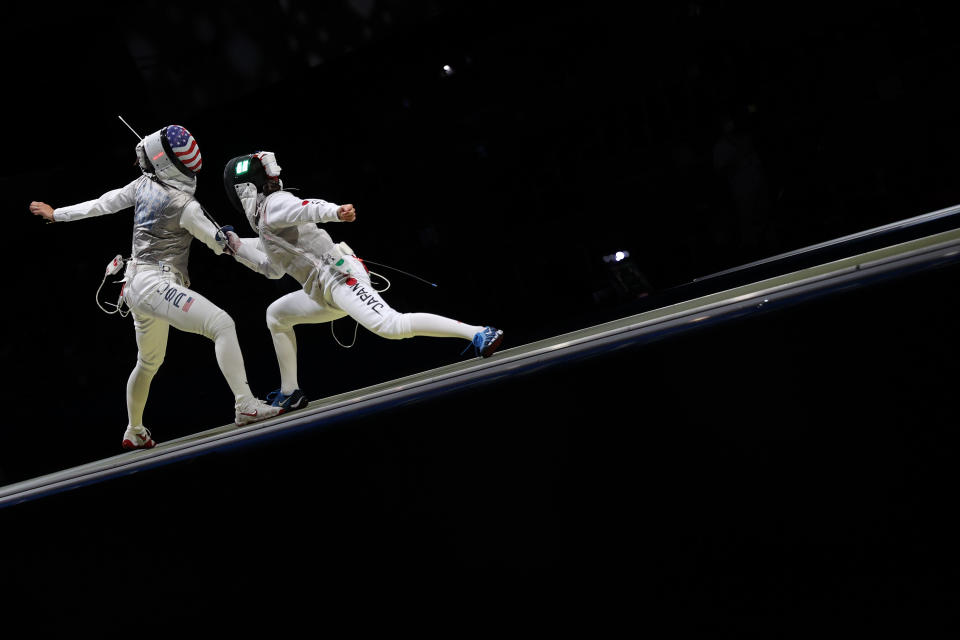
left=220, top=151, right=504, bottom=411
left=29, top=125, right=282, bottom=450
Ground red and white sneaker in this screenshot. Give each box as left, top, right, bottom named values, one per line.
left=235, top=397, right=284, bottom=426
left=122, top=425, right=157, bottom=450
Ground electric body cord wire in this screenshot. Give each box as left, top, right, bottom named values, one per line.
left=95, top=257, right=131, bottom=317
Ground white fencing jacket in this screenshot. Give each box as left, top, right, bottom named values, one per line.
left=232, top=186, right=349, bottom=298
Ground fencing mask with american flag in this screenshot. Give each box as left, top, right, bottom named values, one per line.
left=137, top=125, right=202, bottom=185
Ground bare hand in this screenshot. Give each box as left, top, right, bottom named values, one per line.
left=337, top=204, right=356, bottom=222
left=30, top=201, right=55, bottom=222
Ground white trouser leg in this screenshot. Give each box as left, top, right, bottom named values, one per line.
left=328, top=257, right=484, bottom=340
left=127, top=312, right=168, bottom=428
left=124, top=270, right=255, bottom=408
left=266, top=289, right=347, bottom=394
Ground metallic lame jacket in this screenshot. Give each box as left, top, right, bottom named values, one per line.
left=54, top=175, right=225, bottom=284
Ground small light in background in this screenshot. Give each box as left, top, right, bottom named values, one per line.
left=595, top=249, right=652, bottom=303
left=441, top=64, right=455, bottom=77
left=602, top=250, right=630, bottom=263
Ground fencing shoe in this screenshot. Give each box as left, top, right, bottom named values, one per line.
left=266, top=389, right=308, bottom=411
left=122, top=425, right=157, bottom=450
left=471, top=326, right=504, bottom=358
left=235, top=397, right=284, bottom=426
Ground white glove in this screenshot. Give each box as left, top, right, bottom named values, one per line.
left=225, top=230, right=243, bottom=255
left=255, top=151, right=282, bottom=178
left=214, top=225, right=239, bottom=255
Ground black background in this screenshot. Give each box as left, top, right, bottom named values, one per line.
left=4, top=0, right=960, bottom=627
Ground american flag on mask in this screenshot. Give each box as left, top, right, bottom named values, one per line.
left=166, top=125, right=202, bottom=172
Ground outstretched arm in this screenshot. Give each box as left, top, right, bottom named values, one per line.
left=264, top=192, right=357, bottom=229
left=181, top=202, right=283, bottom=277
left=30, top=182, right=138, bottom=223
left=226, top=232, right=285, bottom=279
left=251, top=151, right=355, bottom=226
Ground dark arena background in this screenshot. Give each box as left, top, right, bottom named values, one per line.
left=5, top=0, right=960, bottom=631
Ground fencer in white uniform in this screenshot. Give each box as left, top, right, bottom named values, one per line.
left=29, top=125, right=283, bottom=450
left=220, top=151, right=504, bottom=410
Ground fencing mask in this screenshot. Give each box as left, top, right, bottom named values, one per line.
left=223, top=152, right=282, bottom=218
left=137, top=125, right=202, bottom=185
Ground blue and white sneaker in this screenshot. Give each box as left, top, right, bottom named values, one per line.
left=266, top=388, right=309, bottom=411
left=470, top=326, right=504, bottom=358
